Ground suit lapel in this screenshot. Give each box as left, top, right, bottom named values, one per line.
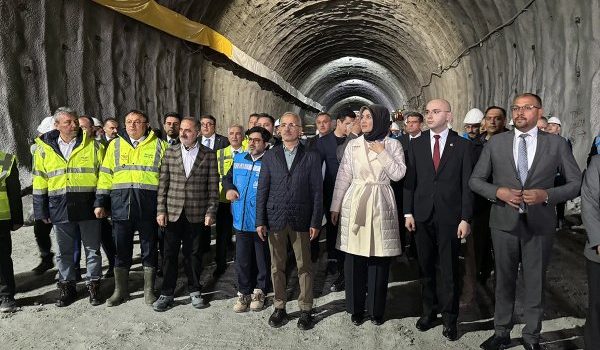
left=421, top=130, right=436, bottom=174
left=274, top=146, right=288, bottom=172
left=173, top=145, right=185, bottom=176
left=525, top=131, right=546, bottom=186
left=436, top=131, right=455, bottom=174
left=505, top=131, right=520, bottom=180
left=188, top=145, right=205, bottom=178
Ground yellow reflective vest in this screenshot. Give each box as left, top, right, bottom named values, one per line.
left=0, top=151, right=16, bottom=220
left=96, top=129, right=167, bottom=220
left=32, top=130, right=105, bottom=223
left=216, top=145, right=245, bottom=202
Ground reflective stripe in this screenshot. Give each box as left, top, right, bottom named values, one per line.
left=32, top=188, right=48, bottom=195
left=116, top=165, right=160, bottom=173
left=96, top=189, right=110, bottom=195
left=32, top=169, right=47, bottom=177
left=112, top=183, right=158, bottom=191
left=115, top=138, right=121, bottom=168
left=99, top=166, right=112, bottom=174
left=46, top=167, right=96, bottom=178
left=153, top=139, right=163, bottom=168
left=48, top=186, right=97, bottom=196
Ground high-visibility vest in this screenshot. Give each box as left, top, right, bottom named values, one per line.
left=97, top=130, right=167, bottom=194
left=0, top=151, right=16, bottom=220
left=216, top=145, right=245, bottom=202
left=32, top=132, right=104, bottom=198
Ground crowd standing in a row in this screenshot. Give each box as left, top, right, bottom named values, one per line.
left=0, top=92, right=599, bottom=349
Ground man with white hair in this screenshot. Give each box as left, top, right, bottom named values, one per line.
left=33, top=107, right=105, bottom=307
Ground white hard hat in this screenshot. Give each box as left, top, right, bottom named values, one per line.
left=390, top=122, right=400, bottom=130
left=92, top=117, right=102, bottom=127
left=274, top=119, right=280, bottom=127
left=463, top=108, right=484, bottom=124
left=37, top=116, right=55, bottom=134
left=509, top=119, right=514, bottom=126
left=547, top=117, right=561, bottom=126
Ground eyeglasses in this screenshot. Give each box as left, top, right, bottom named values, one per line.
left=125, top=120, right=147, bottom=126
left=248, top=138, right=264, bottom=143
left=279, top=123, right=299, bottom=129
left=510, top=105, right=540, bottom=112
left=423, top=109, right=450, bottom=116
left=200, top=122, right=215, bottom=127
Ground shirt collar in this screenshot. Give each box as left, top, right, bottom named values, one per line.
left=283, top=142, right=299, bottom=153
left=203, top=134, right=215, bottom=141
left=130, top=135, right=146, bottom=144
left=514, top=126, right=538, bottom=138
left=58, top=136, right=76, bottom=145
left=181, top=141, right=199, bottom=152
left=410, top=131, right=422, bottom=139
left=430, top=128, right=449, bottom=139
left=251, top=152, right=265, bottom=161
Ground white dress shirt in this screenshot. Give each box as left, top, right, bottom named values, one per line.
left=513, top=127, right=538, bottom=170
left=430, top=128, right=450, bottom=157
left=409, top=131, right=422, bottom=140
left=58, top=136, right=77, bottom=159
left=181, top=142, right=199, bottom=178
left=130, top=136, right=146, bottom=148
left=201, top=134, right=216, bottom=150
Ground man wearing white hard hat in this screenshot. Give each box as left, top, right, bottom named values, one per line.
left=546, top=116, right=573, bottom=230
left=389, top=122, right=401, bottom=139
left=463, top=108, right=484, bottom=140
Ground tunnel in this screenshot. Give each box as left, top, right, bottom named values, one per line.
left=0, top=1, right=598, bottom=348
left=1, top=0, right=598, bottom=179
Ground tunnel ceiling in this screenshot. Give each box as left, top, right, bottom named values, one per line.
left=154, top=0, right=527, bottom=113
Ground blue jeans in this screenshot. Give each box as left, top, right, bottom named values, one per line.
left=54, top=220, right=102, bottom=282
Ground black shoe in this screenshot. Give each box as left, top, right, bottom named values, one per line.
left=371, top=316, right=384, bottom=326
left=0, top=296, right=17, bottom=313
left=415, top=315, right=436, bottom=332
left=212, top=267, right=226, bottom=279
left=297, top=310, right=314, bottom=330
left=442, top=323, right=458, bottom=341
left=55, top=282, right=77, bottom=307
left=87, top=280, right=102, bottom=306
left=351, top=313, right=365, bottom=326
left=32, top=256, right=54, bottom=275
left=268, top=308, right=287, bottom=328
left=522, top=342, right=541, bottom=350
left=330, top=273, right=345, bottom=292
left=480, top=335, right=511, bottom=350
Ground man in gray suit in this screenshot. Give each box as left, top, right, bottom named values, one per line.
left=469, top=93, right=581, bottom=350
left=581, top=155, right=600, bottom=349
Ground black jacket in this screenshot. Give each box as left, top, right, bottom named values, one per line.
left=256, top=143, right=323, bottom=232
left=4, top=161, right=23, bottom=226
left=403, top=130, right=474, bottom=226
left=316, top=132, right=345, bottom=204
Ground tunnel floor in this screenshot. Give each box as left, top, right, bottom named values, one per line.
left=0, top=203, right=588, bottom=349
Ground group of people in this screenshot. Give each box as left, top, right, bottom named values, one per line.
left=0, top=92, right=598, bottom=349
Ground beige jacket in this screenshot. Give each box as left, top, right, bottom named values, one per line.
left=330, top=136, right=406, bottom=257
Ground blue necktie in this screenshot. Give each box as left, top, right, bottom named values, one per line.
left=517, top=133, right=529, bottom=211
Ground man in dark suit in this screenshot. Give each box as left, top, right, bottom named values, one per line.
left=162, top=112, right=181, bottom=146
left=256, top=112, right=323, bottom=330
left=397, top=111, right=423, bottom=260
left=306, top=112, right=332, bottom=150
left=153, top=117, right=219, bottom=312
left=200, top=114, right=229, bottom=151
left=404, top=99, right=474, bottom=341
left=315, top=108, right=355, bottom=291
left=470, top=93, right=581, bottom=350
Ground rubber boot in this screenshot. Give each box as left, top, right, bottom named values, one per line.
left=106, top=267, right=129, bottom=307
left=144, top=267, right=157, bottom=305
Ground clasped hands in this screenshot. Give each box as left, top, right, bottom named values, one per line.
left=496, top=187, right=548, bottom=209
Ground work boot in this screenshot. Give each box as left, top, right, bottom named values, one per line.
left=55, top=281, right=77, bottom=307
left=0, top=296, right=17, bottom=313
left=249, top=289, right=265, bottom=311
left=143, top=267, right=157, bottom=305
left=32, top=254, right=54, bottom=275
left=106, top=267, right=129, bottom=307
left=87, top=280, right=102, bottom=306
left=233, top=293, right=251, bottom=313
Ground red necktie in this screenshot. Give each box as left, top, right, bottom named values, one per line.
left=433, top=135, right=440, bottom=172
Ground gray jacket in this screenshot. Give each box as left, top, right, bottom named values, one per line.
left=469, top=130, right=581, bottom=234
left=582, top=155, right=600, bottom=262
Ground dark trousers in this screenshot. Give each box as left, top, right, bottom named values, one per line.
left=34, top=219, right=53, bottom=257
left=0, top=222, right=15, bottom=297
left=586, top=259, right=600, bottom=349
left=415, top=217, right=461, bottom=325
left=160, top=214, right=205, bottom=296
left=344, top=253, right=391, bottom=319
left=473, top=207, right=493, bottom=281
left=215, top=202, right=233, bottom=271
left=100, top=218, right=116, bottom=268
left=112, top=219, right=157, bottom=269
left=491, top=216, right=554, bottom=344
left=235, top=230, right=271, bottom=295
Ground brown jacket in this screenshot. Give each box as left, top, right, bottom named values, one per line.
left=157, top=142, right=219, bottom=223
